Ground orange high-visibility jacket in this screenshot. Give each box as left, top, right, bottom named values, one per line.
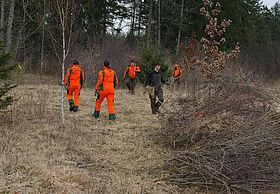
left=172, top=65, right=183, bottom=79
left=123, top=65, right=141, bottom=79
left=95, top=67, right=118, bottom=92
left=64, top=64, right=85, bottom=87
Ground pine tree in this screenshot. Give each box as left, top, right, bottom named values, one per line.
left=0, top=44, right=16, bottom=109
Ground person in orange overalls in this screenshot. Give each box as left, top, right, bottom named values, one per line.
left=64, top=59, right=85, bottom=112
left=123, top=60, right=141, bottom=94
left=92, top=60, right=118, bottom=120
left=172, top=64, right=183, bottom=88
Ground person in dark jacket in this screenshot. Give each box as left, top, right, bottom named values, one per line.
left=145, top=63, right=165, bottom=114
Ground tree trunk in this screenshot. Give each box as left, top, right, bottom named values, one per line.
left=131, top=0, right=136, bottom=36
left=61, top=19, right=66, bottom=126
left=137, top=0, right=142, bottom=44
left=40, top=0, right=46, bottom=74
left=102, top=0, right=107, bottom=38
left=0, top=0, right=5, bottom=42
left=157, top=0, right=161, bottom=50
left=5, top=0, right=15, bottom=53
left=176, top=0, right=184, bottom=58
left=146, top=0, right=153, bottom=48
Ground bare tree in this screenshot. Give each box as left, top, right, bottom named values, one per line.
left=157, top=0, right=161, bottom=50
left=146, top=0, right=153, bottom=48
left=40, top=0, right=46, bottom=74
left=5, top=0, right=15, bottom=53
left=0, top=0, right=5, bottom=42
left=175, top=0, right=184, bottom=58
left=48, top=0, right=75, bottom=125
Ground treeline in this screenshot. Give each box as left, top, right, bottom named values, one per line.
left=1, top=0, right=280, bottom=79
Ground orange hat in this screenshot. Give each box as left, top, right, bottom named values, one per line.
left=174, top=64, right=179, bottom=67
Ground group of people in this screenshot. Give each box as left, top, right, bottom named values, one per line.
left=63, top=59, right=184, bottom=120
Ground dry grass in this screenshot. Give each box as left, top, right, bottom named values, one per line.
left=0, top=75, right=194, bottom=193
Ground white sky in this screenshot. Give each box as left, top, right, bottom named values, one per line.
left=262, top=0, right=279, bottom=8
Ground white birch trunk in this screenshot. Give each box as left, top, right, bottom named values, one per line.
left=60, top=2, right=66, bottom=126
left=61, top=26, right=65, bottom=125
left=5, top=0, right=14, bottom=53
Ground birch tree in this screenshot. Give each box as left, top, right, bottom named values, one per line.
left=48, top=0, right=75, bottom=126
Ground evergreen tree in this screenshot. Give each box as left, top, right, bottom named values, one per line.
left=0, top=45, right=16, bottom=109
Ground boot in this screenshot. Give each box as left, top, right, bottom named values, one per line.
left=92, top=110, right=100, bottom=118
left=69, top=99, right=74, bottom=111
left=73, top=106, right=78, bottom=112
left=109, top=114, right=116, bottom=121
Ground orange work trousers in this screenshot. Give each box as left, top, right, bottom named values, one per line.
left=67, top=86, right=81, bottom=106
left=95, top=90, right=115, bottom=114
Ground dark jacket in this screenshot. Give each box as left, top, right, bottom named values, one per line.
left=146, top=70, right=165, bottom=88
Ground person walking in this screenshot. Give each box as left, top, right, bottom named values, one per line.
left=172, top=64, right=183, bottom=88
left=92, top=60, right=118, bottom=120
left=123, top=60, right=141, bottom=94
left=145, top=63, right=165, bottom=114
left=64, top=59, right=85, bottom=112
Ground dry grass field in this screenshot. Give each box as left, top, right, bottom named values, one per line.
left=0, top=75, right=192, bottom=193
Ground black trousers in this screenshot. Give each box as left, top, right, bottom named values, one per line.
left=126, top=77, right=136, bottom=94
left=149, top=87, right=164, bottom=114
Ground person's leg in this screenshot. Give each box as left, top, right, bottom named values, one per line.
left=149, top=90, right=157, bottom=114
left=106, top=93, right=116, bottom=120
left=126, top=77, right=132, bottom=93
left=155, top=88, right=164, bottom=113
left=93, top=91, right=105, bottom=118
left=73, top=86, right=81, bottom=112
left=67, top=86, right=74, bottom=111
left=131, top=78, right=136, bottom=94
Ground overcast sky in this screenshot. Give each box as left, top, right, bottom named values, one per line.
left=262, top=0, right=279, bottom=8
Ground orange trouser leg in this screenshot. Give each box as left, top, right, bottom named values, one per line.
left=95, top=91, right=106, bottom=111
left=67, top=86, right=74, bottom=100
left=73, top=87, right=81, bottom=106
left=106, top=94, right=115, bottom=114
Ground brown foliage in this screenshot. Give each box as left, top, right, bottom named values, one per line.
left=180, top=0, right=240, bottom=78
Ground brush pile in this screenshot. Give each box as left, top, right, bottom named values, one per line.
left=161, top=76, right=280, bottom=193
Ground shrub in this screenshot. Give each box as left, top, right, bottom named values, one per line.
left=137, top=47, right=171, bottom=84
left=0, top=46, right=16, bottom=110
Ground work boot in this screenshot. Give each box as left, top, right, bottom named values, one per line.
left=69, top=99, right=74, bottom=111
left=109, top=114, right=116, bottom=121
left=92, top=110, right=100, bottom=118
left=73, top=106, right=78, bottom=113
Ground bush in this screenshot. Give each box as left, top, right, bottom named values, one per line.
left=137, top=47, right=171, bottom=84
left=0, top=47, right=16, bottom=109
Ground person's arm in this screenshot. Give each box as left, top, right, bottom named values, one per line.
left=64, top=68, right=70, bottom=86
left=80, top=68, right=85, bottom=88
left=114, top=72, right=118, bottom=89
left=145, top=72, right=151, bottom=87
left=95, top=71, right=103, bottom=91
left=135, top=66, right=141, bottom=73
left=172, top=69, right=176, bottom=78
left=123, top=66, right=128, bottom=79
left=179, top=68, right=183, bottom=78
